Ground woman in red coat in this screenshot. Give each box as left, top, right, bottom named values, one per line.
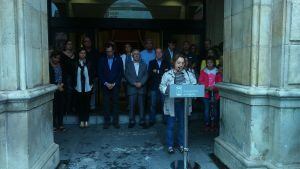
left=198, top=57, right=222, bottom=131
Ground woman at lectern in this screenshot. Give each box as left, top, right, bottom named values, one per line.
left=159, top=53, right=197, bottom=154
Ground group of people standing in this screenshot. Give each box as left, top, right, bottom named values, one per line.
left=50, top=37, right=98, bottom=130
left=49, top=36, right=223, bottom=153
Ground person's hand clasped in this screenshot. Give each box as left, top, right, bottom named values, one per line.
left=106, top=83, right=115, bottom=90
left=58, top=83, right=64, bottom=92
left=206, top=87, right=213, bottom=91
left=135, top=82, right=142, bottom=88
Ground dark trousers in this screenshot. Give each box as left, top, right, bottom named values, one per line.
left=103, top=87, right=120, bottom=124
left=65, top=76, right=76, bottom=114
left=203, top=98, right=220, bottom=125
left=122, top=79, right=130, bottom=113
left=53, top=91, right=65, bottom=128
left=76, top=92, right=91, bottom=122
left=129, top=94, right=145, bottom=124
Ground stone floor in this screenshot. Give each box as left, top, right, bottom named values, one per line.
left=54, top=121, right=227, bottom=169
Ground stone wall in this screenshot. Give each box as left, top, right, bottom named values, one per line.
left=0, top=0, right=59, bottom=168
left=0, top=0, right=49, bottom=90
left=271, top=0, right=300, bottom=88
left=215, top=0, right=300, bottom=168
left=0, top=86, right=60, bottom=169
left=0, top=96, right=7, bottom=168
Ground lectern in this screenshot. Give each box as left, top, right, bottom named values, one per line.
left=169, top=84, right=205, bottom=169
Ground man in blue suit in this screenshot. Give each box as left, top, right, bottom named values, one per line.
left=98, top=43, right=123, bottom=129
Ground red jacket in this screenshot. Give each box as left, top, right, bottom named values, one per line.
left=198, top=68, right=222, bottom=100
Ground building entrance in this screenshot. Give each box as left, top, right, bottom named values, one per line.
left=49, top=0, right=206, bottom=117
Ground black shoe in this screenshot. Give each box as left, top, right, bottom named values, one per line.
left=128, top=123, right=135, bottom=128
left=168, top=147, right=175, bottom=154
left=141, top=123, right=148, bottom=129
left=178, top=146, right=184, bottom=153
left=148, top=122, right=155, bottom=127
left=103, top=123, right=110, bottom=129
left=139, top=122, right=146, bottom=127
left=113, top=123, right=120, bottom=129
left=139, top=121, right=146, bottom=126
left=59, top=126, right=66, bottom=132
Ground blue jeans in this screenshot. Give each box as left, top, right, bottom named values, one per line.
left=149, top=90, right=163, bottom=123
left=203, top=98, right=220, bottom=126
left=166, top=99, right=185, bottom=147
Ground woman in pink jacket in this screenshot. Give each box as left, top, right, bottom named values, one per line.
left=198, top=57, right=222, bottom=131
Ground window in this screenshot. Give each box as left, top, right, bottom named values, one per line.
left=104, top=0, right=153, bottom=19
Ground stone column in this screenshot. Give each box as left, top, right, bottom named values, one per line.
left=214, top=0, right=300, bottom=168
left=0, top=0, right=60, bottom=169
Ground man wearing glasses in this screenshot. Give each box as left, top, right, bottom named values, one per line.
left=98, top=43, right=123, bottom=129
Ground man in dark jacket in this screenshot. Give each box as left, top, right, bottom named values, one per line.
left=163, top=40, right=178, bottom=65
left=125, top=49, right=148, bottom=128
left=98, top=43, right=123, bottom=129
left=148, top=48, right=171, bottom=126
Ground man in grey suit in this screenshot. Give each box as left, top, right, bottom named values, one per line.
left=125, top=49, right=148, bottom=128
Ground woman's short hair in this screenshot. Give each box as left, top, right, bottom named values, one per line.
left=63, top=40, right=71, bottom=47
left=171, top=53, right=185, bottom=67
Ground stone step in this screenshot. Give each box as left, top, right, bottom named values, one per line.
left=63, top=112, right=202, bottom=125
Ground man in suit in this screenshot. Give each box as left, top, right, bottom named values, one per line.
left=181, top=41, right=198, bottom=67
left=148, top=48, right=171, bottom=127
left=163, top=40, right=177, bottom=65
left=98, top=43, right=123, bottom=129
left=125, top=49, right=148, bottom=128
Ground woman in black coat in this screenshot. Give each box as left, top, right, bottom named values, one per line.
left=73, top=48, right=94, bottom=128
